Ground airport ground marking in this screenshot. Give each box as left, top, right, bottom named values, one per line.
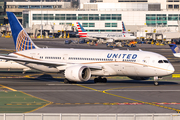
left=0, top=84, right=17, bottom=91
left=0, top=84, right=53, bottom=113
left=172, top=74, right=180, bottom=78
left=20, top=91, right=53, bottom=113
left=76, top=84, right=180, bottom=113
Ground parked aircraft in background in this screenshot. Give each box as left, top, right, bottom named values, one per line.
left=169, top=44, right=180, bottom=57
left=0, top=12, right=174, bottom=86
left=76, top=22, right=136, bottom=43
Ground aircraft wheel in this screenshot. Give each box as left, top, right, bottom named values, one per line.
left=154, top=81, right=159, bottom=86
left=102, top=78, right=107, bottom=83
left=94, top=78, right=98, bottom=83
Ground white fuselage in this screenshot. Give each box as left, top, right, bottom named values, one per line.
left=85, top=32, right=136, bottom=41
left=9, top=48, right=174, bottom=77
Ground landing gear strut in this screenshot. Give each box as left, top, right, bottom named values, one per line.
left=64, top=78, right=70, bottom=84
left=94, top=77, right=107, bottom=83
left=154, top=76, right=159, bottom=86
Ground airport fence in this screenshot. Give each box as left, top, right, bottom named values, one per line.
left=0, top=113, right=180, bottom=120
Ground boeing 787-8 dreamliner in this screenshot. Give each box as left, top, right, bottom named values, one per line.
left=0, top=12, right=174, bottom=86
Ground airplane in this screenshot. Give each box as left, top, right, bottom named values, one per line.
left=76, top=22, right=136, bottom=43
left=0, top=12, right=174, bottom=86
left=169, top=44, right=180, bottom=57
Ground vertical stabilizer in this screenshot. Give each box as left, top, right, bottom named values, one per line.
left=76, top=22, right=88, bottom=38
left=122, top=21, right=126, bottom=33
left=7, top=12, right=38, bottom=52
left=169, top=44, right=180, bottom=57
left=169, top=44, right=180, bottom=53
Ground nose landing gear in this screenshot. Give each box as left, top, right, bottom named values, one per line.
left=154, top=76, right=162, bottom=86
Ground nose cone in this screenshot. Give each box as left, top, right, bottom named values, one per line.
left=167, top=64, right=175, bottom=75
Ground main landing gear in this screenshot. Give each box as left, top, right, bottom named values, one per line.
left=94, top=77, right=107, bottom=83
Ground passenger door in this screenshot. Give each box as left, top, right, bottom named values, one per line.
left=62, top=54, right=68, bottom=62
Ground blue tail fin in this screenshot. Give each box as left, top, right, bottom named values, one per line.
left=76, top=22, right=87, bottom=33
left=169, top=44, right=180, bottom=53
left=122, top=21, right=126, bottom=32
left=7, top=12, right=38, bottom=52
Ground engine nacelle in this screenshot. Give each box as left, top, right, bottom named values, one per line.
left=106, top=39, right=114, bottom=43
left=64, top=65, right=91, bottom=82
left=128, top=76, right=150, bottom=80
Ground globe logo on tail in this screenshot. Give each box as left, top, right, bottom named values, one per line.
left=16, top=30, right=36, bottom=51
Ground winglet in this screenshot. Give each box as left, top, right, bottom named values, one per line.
left=7, top=12, right=38, bottom=52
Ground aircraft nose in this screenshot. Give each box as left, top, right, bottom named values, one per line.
left=167, top=64, right=175, bottom=75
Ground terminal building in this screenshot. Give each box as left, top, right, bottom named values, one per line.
left=1, top=0, right=180, bottom=39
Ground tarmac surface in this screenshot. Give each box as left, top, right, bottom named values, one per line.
left=0, top=37, right=180, bottom=113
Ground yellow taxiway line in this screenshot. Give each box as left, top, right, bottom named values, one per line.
left=76, top=84, right=180, bottom=113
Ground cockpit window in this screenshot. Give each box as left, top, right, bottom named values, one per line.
left=163, top=60, right=169, bottom=63
left=158, top=60, right=169, bottom=63
left=158, top=60, right=163, bottom=63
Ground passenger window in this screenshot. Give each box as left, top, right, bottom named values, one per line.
left=158, top=60, right=163, bottom=63
left=163, top=60, right=169, bottom=63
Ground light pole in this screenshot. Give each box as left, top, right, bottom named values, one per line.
left=41, top=0, right=42, bottom=38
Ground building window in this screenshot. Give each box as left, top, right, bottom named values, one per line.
left=18, top=5, right=29, bottom=9
left=174, top=5, right=179, bottom=9
left=89, top=23, right=95, bottom=27
left=168, top=5, right=173, bottom=9
left=168, top=14, right=179, bottom=21
left=66, top=14, right=76, bottom=20
left=105, top=23, right=117, bottom=27
left=23, top=14, right=29, bottom=28
left=42, top=6, right=53, bottom=9
left=82, top=23, right=95, bottom=27
left=118, top=0, right=147, bottom=2
left=78, top=14, right=88, bottom=20
left=43, top=14, right=54, bottom=20
left=33, top=14, right=42, bottom=20
left=105, top=23, right=111, bottom=27
left=167, top=0, right=180, bottom=1
left=89, top=14, right=99, bottom=20
left=29, top=5, right=41, bottom=9
left=55, top=14, right=65, bottom=20
left=82, top=23, right=88, bottom=27
left=146, top=14, right=167, bottom=27
left=112, top=23, right=117, bottom=27
left=101, top=14, right=121, bottom=21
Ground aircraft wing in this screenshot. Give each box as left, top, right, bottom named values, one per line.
left=0, top=55, right=67, bottom=67
left=0, top=55, right=103, bottom=70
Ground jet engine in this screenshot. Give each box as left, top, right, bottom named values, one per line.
left=106, top=39, right=114, bottom=43
left=64, top=65, right=91, bottom=82
left=128, top=76, right=150, bottom=80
